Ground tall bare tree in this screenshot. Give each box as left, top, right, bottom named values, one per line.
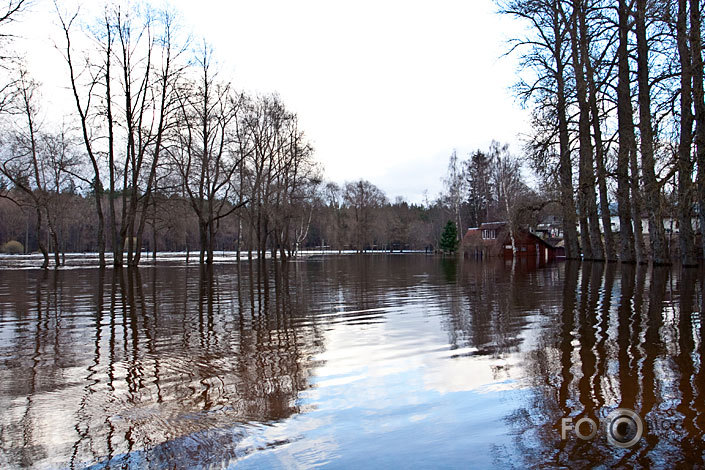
left=615, top=0, right=637, bottom=263
left=0, top=71, right=48, bottom=267
left=675, top=0, right=697, bottom=266
left=691, top=0, right=705, bottom=261
left=171, top=43, right=245, bottom=264
left=343, top=179, right=386, bottom=252
left=635, top=0, right=669, bottom=264
left=565, top=0, right=604, bottom=260
left=501, top=0, right=581, bottom=259
left=56, top=5, right=106, bottom=266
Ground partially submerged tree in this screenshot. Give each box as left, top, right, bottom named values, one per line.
left=171, top=43, right=245, bottom=264
left=342, top=179, right=386, bottom=252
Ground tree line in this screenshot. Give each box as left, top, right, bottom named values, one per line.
left=16, top=0, right=695, bottom=267
left=0, top=1, right=546, bottom=267
left=0, top=1, right=317, bottom=267
left=502, top=0, right=705, bottom=266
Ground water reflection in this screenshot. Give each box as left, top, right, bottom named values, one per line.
left=0, top=257, right=703, bottom=468
left=508, top=262, right=705, bottom=468
left=0, top=264, right=324, bottom=468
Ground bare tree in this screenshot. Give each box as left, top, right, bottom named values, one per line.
left=565, top=0, right=604, bottom=260
left=491, top=145, right=526, bottom=254
left=56, top=5, right=107, bottom=266
left=615, top=0, right=637, bottom=263
left=577, top=0, right=617, bottom=261
left=691, top=0, right=705, bottom=261
left=41, top=126, right=82, bottom=265
left=635, top=0, right=669, bottom=264
left=171, top=43, right=245, bottom=264
left=443, top=150, right=465, bottom=240
left=675, top=0, right=697, bottom=265
left=501, top=0, right=581, bottom=259
left=0, top=70, right=48, bottom=267
left=343, top=179, right=386, bottom=252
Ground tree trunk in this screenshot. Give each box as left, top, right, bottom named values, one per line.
left=95, top=191, right=106, bottom=267
left=690, top=0, right=705, bottom=260
left=152, top=207, right=157, bottom=263
left=199, top=220, right=207, bottom=264
left=676, top=0, right=697, bottom=266
left=36, top=207, right=48, bottom=270
left=630, top=148, right=648, bottom=263
left=207, top=219, right=215, bottom=264
left=569, top=0, right=603, bottom=260
left=105, top=20, right=121, bottom=268
left=236, top=219, right=241, bottom=262
left=579, top=5, right=615, bottom=261
left=248, top=222, right=253, bottom=261
left=554, top=5, right=580, bottom=259
left=48, top=218, right=60, bottom=268
left=635, top=0, right=670, bottom=264
left=616, top=0, right=636, bottom=263
left=185, top=234, right=190, bottom=263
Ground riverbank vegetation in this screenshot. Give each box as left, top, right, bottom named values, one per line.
left=502, top=0, right=705, bottom=266
left=0, top=1, right=537, bottom=267
left=2, top=0, right=704, bottom=267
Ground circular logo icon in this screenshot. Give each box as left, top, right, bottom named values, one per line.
left=605, top=408, right=644, bottom=448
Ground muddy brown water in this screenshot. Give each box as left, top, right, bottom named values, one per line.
left=0, top=255, right=703, bottom=468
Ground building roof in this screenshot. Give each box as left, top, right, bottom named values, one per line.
left=478, top=221, right=507, bottom=230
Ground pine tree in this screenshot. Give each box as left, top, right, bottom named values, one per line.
left=439, top=220, right=460, bottom=254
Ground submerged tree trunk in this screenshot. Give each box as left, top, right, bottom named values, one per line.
left=36, top=207, right=49, bottom=270
left=691, top=0, right=705, bottom=260
left=207, top=218, right=215, bottom=264
left=185, top=234, right=190, bottom=263
left=676, top=0, right=697, bottom=266
left=616, top=0, right=636, bottom=263
left=48, top=219, right=60, bottom=268
left=236, top=219, right=241, bottom=262
left=635, top=0, right=669, bottom=264
left=569, top=1, right=602, bottom=260
left=199, top=221, right=207, bottom=265
left=554, top=4, right=581, bottom=259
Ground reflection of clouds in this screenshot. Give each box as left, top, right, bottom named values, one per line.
left=423, top=354, right=522, bottom=395
left=1, top=257, right=563, bottom=468
left=243, top=302, right=529, bottom=468
left=312, top=302, right=532, bottom=401
left=236, top=415, right=340, bottom=469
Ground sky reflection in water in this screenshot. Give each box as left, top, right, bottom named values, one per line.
left=0, top=256, right=703, bottom=468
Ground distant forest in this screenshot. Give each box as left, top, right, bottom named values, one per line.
left=0, top=138, right=537, bottom=260
left=3, top=0, right=705, bottom=268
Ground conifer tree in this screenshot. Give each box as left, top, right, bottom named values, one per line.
left=439, top=220, right=459, bottom=253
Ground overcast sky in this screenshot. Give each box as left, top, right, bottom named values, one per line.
left=21, top=0, right=530, bottom=204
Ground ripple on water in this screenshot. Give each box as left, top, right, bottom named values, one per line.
left=0, top=258, right=704, bottom=468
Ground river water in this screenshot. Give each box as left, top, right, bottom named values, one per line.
left=0, top=255, right=703, bottom=468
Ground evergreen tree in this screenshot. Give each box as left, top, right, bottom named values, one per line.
left=439, top=220, right=459, bottom=253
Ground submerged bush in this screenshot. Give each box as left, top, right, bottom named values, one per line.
left=2, top=240, right=24, bottom=254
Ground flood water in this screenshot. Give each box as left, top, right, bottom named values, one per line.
left=0, top=255, right=704, bottom=468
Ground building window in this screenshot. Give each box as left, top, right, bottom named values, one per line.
left=482, top=229, right=497, bottom=240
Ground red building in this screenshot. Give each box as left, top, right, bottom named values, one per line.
left=462, top=221, right=562, bottom=261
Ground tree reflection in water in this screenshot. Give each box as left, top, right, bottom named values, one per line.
left=0, top=263, right=324, bottom=468
left=0, top=257, right=704, bottom=468
left=505, top=262, right=705, bottom=468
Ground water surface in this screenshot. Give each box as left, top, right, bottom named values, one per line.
left=0, top=256, right=703, bottom=468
